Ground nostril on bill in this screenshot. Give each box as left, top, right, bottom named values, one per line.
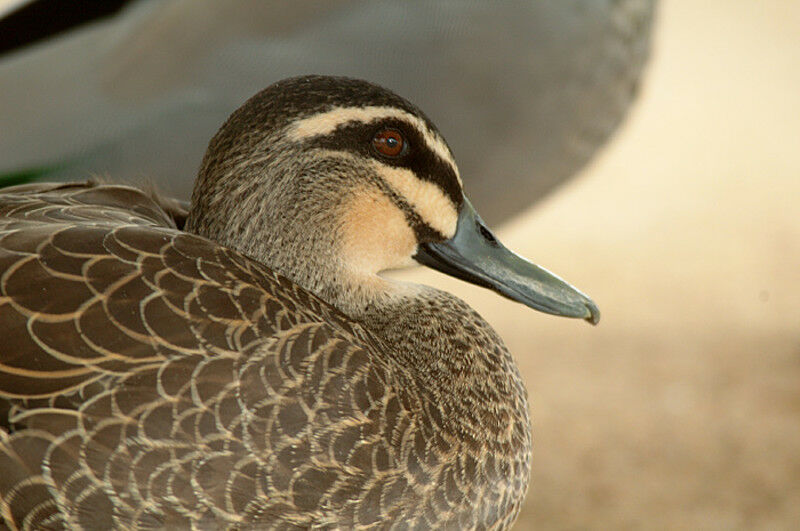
left=477, top=222, right=498, bottom=246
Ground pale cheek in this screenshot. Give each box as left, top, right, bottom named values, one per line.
left=339, top=189, right=417, bottom=273
left=373, top=163, right=458, bottom=239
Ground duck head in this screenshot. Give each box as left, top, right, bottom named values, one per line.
left=186, top=75, right=599, bottom=324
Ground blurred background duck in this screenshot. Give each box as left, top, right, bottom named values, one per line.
left=0, top=0, right=655, bottom=224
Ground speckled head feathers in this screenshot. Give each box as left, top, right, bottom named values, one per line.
left=224, top=75, right=438, bottom=134
left=187, top=75, right=465, bottom=292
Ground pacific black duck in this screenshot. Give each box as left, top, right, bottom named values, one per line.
left=0, top=75, right=598, bottom=529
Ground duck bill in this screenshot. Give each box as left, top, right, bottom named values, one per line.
left=414, top=197, right=600, bottom=324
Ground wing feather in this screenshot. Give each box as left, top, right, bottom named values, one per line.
left=0, top=182, right=422, bottom=529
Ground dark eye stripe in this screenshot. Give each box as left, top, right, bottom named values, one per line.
left=371, top=175, right=447, bottom=243
left=305, top=120, right=463, bottom=208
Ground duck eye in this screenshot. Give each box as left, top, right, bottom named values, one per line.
left=372, top=129, right=406, bottom=157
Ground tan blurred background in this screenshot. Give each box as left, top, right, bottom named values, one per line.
left=397, top=1, right=800, bottom=528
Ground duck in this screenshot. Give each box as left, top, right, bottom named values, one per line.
left=0, top=0, right=655, bottom=225
left=0, top=75, right=599, bottom=529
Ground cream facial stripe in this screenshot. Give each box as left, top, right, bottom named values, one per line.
left=368, top=160, right=458, bottom=238
left=313, top=149, right=458, bottom=239
left=288, top=105, right=462, bottom=184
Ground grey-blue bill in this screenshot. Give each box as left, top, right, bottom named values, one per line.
left=414, top=197, right=600, bottom=325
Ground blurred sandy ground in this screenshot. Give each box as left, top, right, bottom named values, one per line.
left=397, top=0, right=799, bottom=528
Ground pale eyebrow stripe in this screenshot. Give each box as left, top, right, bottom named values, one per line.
left=287, top=105, right=462, bottom=185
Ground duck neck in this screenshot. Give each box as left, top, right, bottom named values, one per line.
left=189, top=194, right=527, bottom=434
left=272, top=253, right=528, bottom=424
left=345, top=276, right=529, bottom=432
